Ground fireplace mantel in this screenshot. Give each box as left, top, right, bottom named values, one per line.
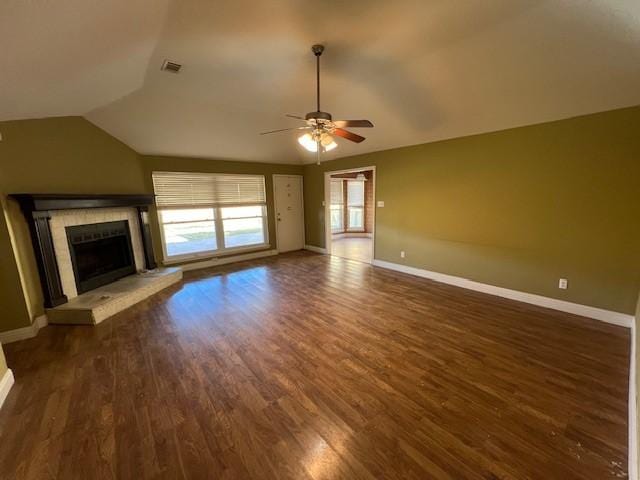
left=11, top=193, right=155, bottom=213
left=9, top=193, right=157, bottom=308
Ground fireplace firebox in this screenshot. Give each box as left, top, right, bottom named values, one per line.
left=66, top=220, right=136, bottom=294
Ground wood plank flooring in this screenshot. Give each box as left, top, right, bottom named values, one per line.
left=0, top=251, right=630, bottom=479
left=330, top=237, right=373, bottom=264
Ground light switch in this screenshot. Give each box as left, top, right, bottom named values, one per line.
left=377, top=200, right=385, bottom=207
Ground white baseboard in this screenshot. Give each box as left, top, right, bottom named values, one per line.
left=304, top=245, right=327, bottom=254
left=630, top=317, right=637, bottom=480
left=35, top=314, right=48, bottom=329
left=0, top=314, right=48, bottom=345
left=372, top=259, right=634, bottom=327
left=179, top=249, right=278, bottom=272
left=0, top=368, right=15, bottom=410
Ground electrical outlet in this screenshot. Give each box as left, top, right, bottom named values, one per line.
left=400, top=251, right=405, bottom=258
left=558, top=278, right=568, bottom=290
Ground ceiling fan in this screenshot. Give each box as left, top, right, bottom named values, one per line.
left=260, top=44, right=374, bottom=164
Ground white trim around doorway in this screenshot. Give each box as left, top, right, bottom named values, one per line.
left=323, top=166, right=376, bottom=261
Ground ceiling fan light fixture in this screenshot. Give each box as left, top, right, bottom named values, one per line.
left=320, top=133, right=334, bottom=146
left=323, top=141, right=337, bottom=152
left=298, top=133, right=318, bottom=152
left=297, top=132, right=337, bottom=152
left=262, top=45, right=373, bottom=162
left=321, top=133, right=337, bottom=151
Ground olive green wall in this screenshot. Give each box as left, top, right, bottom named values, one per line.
left=0, top=116, right=145, bottom=193
left=0, top=116, right=145, bottom=330
left=0, top=126, right=32, bottom=332
left=138, top=155, right=303, bottom=265
left=304, top=106, right=640, bottom=314
left=0, top=207, right=32, bottom=331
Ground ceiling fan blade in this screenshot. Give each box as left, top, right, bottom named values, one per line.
left=260, top=126, right=310, bottom=135
left=333, top=120, right=374, bottom=128
left=333, top=128, right=365, bottom=143
left=285, top=114, right=306, bottom=121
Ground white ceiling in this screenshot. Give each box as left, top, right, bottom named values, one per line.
left=2, top=0, right=640, bottom=164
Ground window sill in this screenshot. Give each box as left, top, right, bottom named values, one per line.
left=162, top=243, right=271, bottom=266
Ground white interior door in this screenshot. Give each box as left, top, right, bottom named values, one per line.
left=273, top=175, right=304, bottom=252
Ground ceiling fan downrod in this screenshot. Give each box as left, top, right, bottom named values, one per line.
left=306, top=45, right=332, bottom=124
left=312, top=44, right=324, bottom=164
left=312, top=44, right=323, bottom=113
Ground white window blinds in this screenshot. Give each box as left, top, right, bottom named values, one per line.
left=330, top=180, right=344, bottom=204
left=347, top=181, right=364, bottom=206
left=152, top=172, right=266, bottom=208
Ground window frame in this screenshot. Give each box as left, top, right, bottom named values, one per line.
left=219, top=205, right=269, bottom=252
left=346, top=179, right=365, bottom=232
left=158, top=205, right=270, bottom=263
left=157, top=207, right=219, bottom=261
left=153, top=172, right=270, bottom=263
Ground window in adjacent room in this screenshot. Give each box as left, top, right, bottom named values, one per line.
left=346, top=179, right=365, bottom=231
left=152, top=172, right=268, bottom=261
left=330, top=180, right=344, bottom=233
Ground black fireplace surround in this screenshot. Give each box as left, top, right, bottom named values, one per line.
left=67, top=220, right=136, bottom=294
left=10, top=194, right=157, bottom=308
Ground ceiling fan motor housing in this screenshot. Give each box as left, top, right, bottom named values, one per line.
left=305, top=111, right=332, bottom=122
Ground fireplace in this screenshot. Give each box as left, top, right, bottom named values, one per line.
left=10, top=194, right=157, bottom=307
left=66, top=220, right=136, bottom=294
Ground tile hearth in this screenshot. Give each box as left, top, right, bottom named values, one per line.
left=46, top=268, right=182, bottom=325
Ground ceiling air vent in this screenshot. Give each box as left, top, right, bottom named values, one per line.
left=161, top=60, right=182, bottom=73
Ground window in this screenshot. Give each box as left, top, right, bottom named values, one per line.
left=221, top=205, right=266, bottom=248
left=159, top=208, right=217, bottom=257
left=152, top=172, right=268, bottom=261
left=330, top=180, right=344, bottom=233
left=347, top=180, right=365, bottom=231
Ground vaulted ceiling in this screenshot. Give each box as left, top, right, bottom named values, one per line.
left=2, top=0, right=639, bottom=164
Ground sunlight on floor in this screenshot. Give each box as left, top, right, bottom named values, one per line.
left=330, top=237, right=372, bottom=263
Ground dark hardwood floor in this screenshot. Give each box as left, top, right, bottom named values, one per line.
left=0, top=251, right=630, bottom=479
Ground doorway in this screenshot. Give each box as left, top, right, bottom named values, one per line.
left=273, top=175, right=305, bottom=252
left=324, top=167, right=375, bottom=263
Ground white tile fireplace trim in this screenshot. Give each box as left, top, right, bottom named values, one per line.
left=49, top=207, right=145, bottom=299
